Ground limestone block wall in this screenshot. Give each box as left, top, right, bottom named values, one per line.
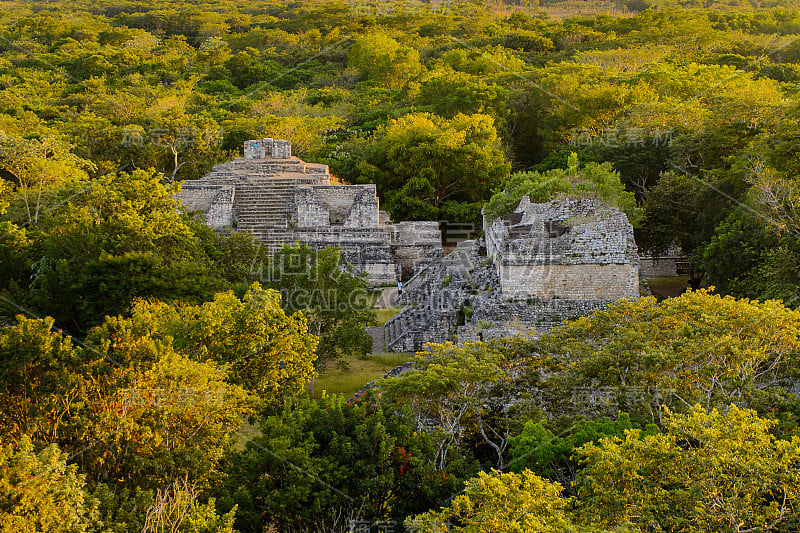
left=387, top=310, right=456, bottom=353
left=206, top=187, right=234, bottom=228
left=640, top=257, right=680, bottom=278
left=362, top=262, right=399, bottom=286
left=244, top=138, right=292, bottom=159
left=294, top=185, right=380, bottom=227
left=486, top=197, right=639, bottom=299
left=177, top=184, right=234, bottom=228
left=297, top=202, right=329, bottom=227
left=458, top=295, right=615, bottom=344
left=470, top=297, right=613, bottom=327
left=499, top=263, right=639, bottom=299
left=484, top=213, right=508, bottom=263
left=294, top=187, right=330, bottom=227
left=292, top=228, right=398, bottom=286
left=391, top=221, right=444, bottom=280
left=394, top=221, right=442, bottom=245
left=320, top=185, right=378, bottom=225
left=639, top=246, right=689, bottom=278
left=343, top=189, right=380, bottom=228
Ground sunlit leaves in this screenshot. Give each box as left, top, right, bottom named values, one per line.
left=576, top=405, right=800, bottom=532
left=367, top=111, right=510, bottom=223
left=410, top=469, right=574, bottom=533
left=537, top=290, right=800, bottom=417
left=0, top=437, right=98, bottom=533
left=484, top=152, right=638, bottom=222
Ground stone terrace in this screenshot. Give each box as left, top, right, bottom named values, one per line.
left=178, top=139, right=442, bottom=285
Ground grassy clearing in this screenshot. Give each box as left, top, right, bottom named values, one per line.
left=232, top=351, right=414, bottom=447
left=375, top=305, right=405, bottom=325
left=307, top=352, right=414, bottom=399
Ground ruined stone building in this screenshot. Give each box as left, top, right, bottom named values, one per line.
left=383, top=196, right=641, bottom=352
left=484, top=196, right=640, bottom=300
left=178, top=139, right=442, bottom=285
left=179, top=139, right=643, bottom=353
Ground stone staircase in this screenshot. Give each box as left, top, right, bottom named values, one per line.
left=188, top=155, right=331, bottom=254
left=365, top=326, right=386, bottom=354
left=384, top=241, right=477, bottom=352
left=232, top=176, right=319, bottom=254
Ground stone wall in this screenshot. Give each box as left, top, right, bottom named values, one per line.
left=386, top=197, right=643, bottom=352
left=498, top=263, right=639, bottom=299
left=294, top=185, right=380, bottom=228
left=243, top=138, right=292, bottom=160
left=391, top=221, right=444, bottom=280
left=485, top=197, right=639, bottom=299
left=471, top=297, right=615, bottom=326
left=295, top=188, right=329, bottom=227
left=344, top=188, right=380, bottom=228
left=639, top=245, right=689, bottom=278
left=177, top=184, right=234, bottom=228
left=179, top=139, right=442, bottom=287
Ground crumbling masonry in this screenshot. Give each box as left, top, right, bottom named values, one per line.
left=179, top=139, right=643, bottom=352
left=177, top=139, right=442, bottom=285
left=384, top=197, right=641, bottom=351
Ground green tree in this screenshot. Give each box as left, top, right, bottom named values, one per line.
left=638, top=170, right=738, bottom=287
left=703, top=208, right=800, bottom=306
left=361, top=112, right=510, bottom=224
left=0, top=311, right=255, bottom=493
left=536, top=290, right=800, bottom=423
left=0, top=177, right=32, bottom=294
left=509, top=413, right=659, bottom=494
left=576, top=405, right=800, bottom=533
left=348, top=34, right=423, bottom=89
left=71, top=320, right=252, bottom=492
left=383, top=342, right=513, bottom=469
left=0, top=316, right=84, bottom=444
left=142, top=283, right=318, bottom=405
left=0, top=135, right=93, bottom=226
left=409, top=469, right=576, bottom=533
left=219, top=395, right=474, bottom=533
left=418, top=70, right=508, bottom=125
left=484, top=152, right=638, bottom=223
left=265, top=244, right=374, bottom=371
left=27, top=169, right=226, bottom=331
left=0, top=437, right=98, bottom=533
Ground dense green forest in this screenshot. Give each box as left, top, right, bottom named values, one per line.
left=1, top=0, right=800, bottom=531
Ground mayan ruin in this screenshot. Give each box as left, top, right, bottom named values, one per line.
left=382, top=196, right=641, bottom=351
left=178, top=138, right=443, bottom=285
left=179, top=139, right=646, bottom=352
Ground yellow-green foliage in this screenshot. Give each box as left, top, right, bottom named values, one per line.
left=0, top=437, right=98, bottom=533
left=538, top=289, right=800, bottom=411
left=577, top=405, right=800, bottom=532
left=409, top=468, right=574, bottom=533
left=484, top=153, right=639, bottom=223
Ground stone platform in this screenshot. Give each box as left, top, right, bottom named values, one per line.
left=178, top=138, right=442, bottom=286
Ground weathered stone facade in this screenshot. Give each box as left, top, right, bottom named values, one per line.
left=181, top=141, right=644, bottom=351
left=639, top=244, right=689, bottom=278
left=484, top=197, right=640, bottom=300
left=178, top=139, right=442, bottom=285
left=385, top=197, right=642, bottom=352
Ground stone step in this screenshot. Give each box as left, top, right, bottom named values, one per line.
left=365, top=326, right=385, bottom=354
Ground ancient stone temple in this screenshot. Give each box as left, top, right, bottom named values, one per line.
left=178, top=139, right=442, bottom=285
left=484, top=196, right=640, bottom=300
left=383, top=196, right=641, bottom=352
